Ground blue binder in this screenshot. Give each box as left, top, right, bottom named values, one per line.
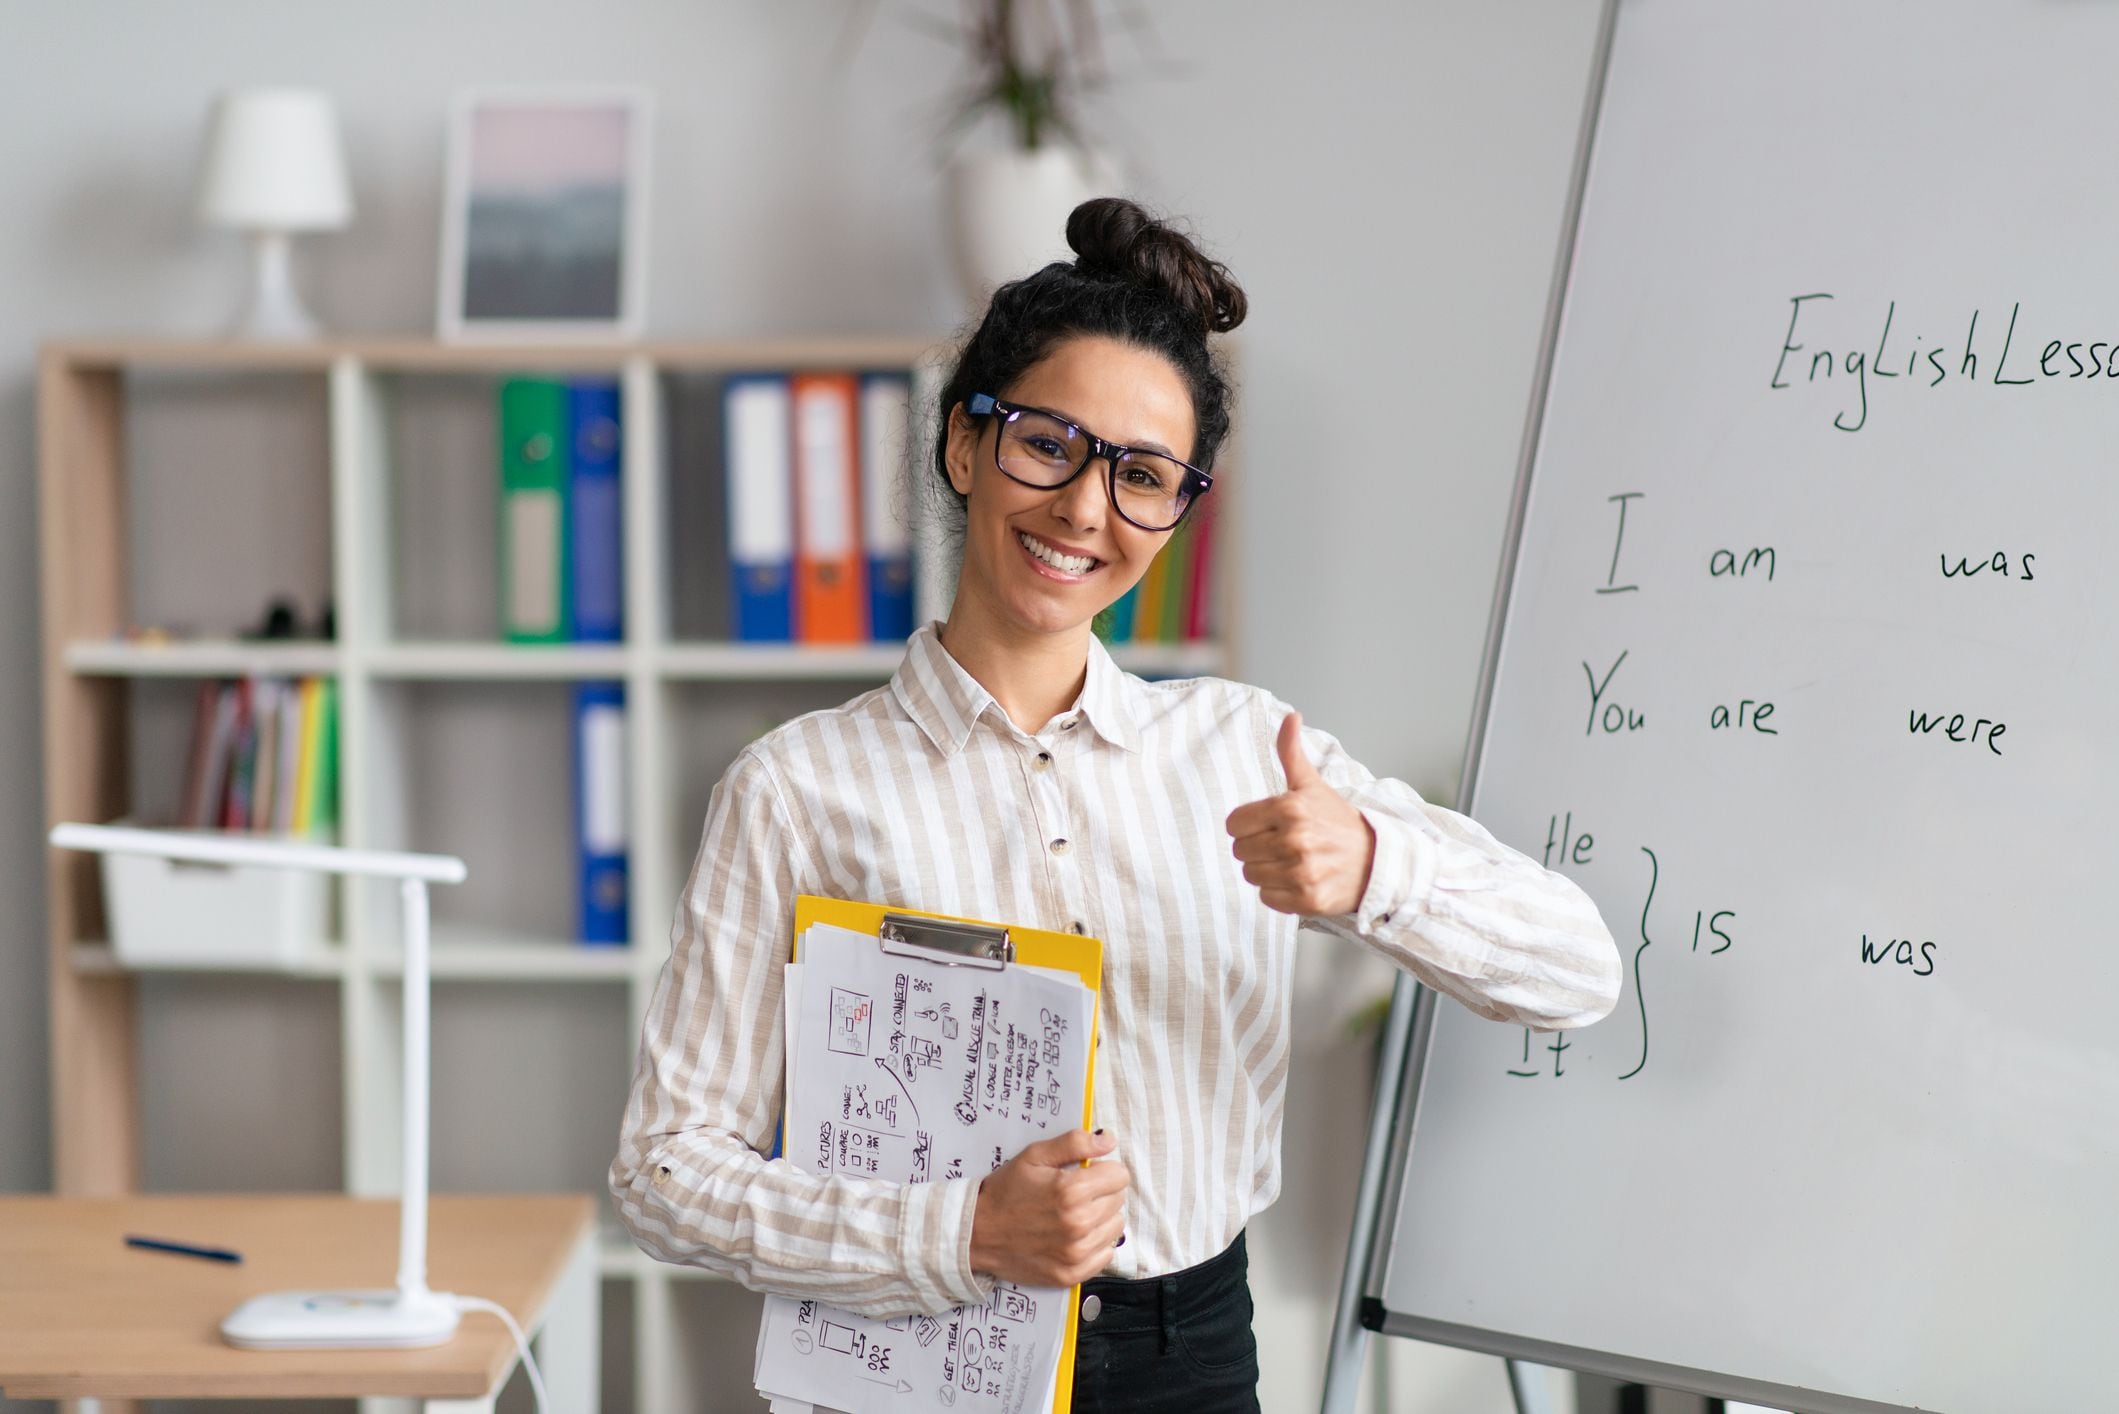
left=567, top=381, right=624, bottom=642
left=725, top=374, right=794, bottom=641
left=572, top=682, right=628, bottom=946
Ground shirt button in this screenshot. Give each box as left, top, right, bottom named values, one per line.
left=1080, top=1294, right=1102, bottom=1323
left=1379, top=912, right=1393, bottom=925
left=1034, top=751, right=1053, bottom=770
left=1069, top=921, right=1086, bottom=934
left=1061, top=719, right=1077, bottom=731
left=1049, top=838, right=1069, bottom=856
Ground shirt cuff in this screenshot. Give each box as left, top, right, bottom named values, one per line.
left=900, top=1173, right=994, bottom=1312
left=1350, top=808, right=1438, bottom=935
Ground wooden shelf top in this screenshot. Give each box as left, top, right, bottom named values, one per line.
left=43, top=333, right=950, bottom=375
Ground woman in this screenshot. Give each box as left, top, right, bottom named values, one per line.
left=611, top=198, right=1622, bottom=1411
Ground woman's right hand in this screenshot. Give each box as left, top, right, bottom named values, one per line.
left=969, top=1128, right=1130, bottom=1288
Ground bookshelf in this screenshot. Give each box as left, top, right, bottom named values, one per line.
left=37, top=335, right=1236, bottom=1410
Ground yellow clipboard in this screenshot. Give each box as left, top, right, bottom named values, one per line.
left=789, top=895, right=1103, bottom=1414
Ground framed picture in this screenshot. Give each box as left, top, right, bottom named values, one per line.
left=437, top=89, right=651, bottom=341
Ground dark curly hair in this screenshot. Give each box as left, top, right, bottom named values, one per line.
left=932, top=197, right=1247, bottom=529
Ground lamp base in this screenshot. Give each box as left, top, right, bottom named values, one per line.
left=227, top=228, right=325, bottom=342
left=221, top=1287, right=460, bottom=1349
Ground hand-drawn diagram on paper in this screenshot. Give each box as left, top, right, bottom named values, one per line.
left=755, top=922, right=1095, bottom=1414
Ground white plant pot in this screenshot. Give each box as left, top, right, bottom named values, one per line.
left=945, top=146, right=1124, bottom=306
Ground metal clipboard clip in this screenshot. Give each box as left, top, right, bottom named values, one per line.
left=876, top=912, right=1014, bottom=970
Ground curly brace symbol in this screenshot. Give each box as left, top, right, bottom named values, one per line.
left=1617, top=845, right=1656, bottom=1081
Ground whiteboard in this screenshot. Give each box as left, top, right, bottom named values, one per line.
left=1362, top=4, right=2119, bottom=1413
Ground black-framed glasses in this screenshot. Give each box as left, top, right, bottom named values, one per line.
left=967, top=393, right=1213, bottom=532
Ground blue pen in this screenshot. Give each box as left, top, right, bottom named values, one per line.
left=125, top=1234, right=243, bottom=1264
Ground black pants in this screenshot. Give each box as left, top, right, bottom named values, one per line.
left=1069, top=1231, right=1260, bottom=1413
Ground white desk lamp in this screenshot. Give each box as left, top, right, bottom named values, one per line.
left=49, top=822, right=466, bottom=1349
left=196, top=88, right=352, bottom=341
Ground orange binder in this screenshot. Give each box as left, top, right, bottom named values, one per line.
left=791, top=373, right=867, bottom=643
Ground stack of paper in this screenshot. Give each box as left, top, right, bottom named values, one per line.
left=755, top=921, right=1096, bottom=1414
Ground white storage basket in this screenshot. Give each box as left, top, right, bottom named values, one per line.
left=101, top=826, right=332, bottom=969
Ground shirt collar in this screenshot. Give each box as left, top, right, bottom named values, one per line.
left=1077, top=630, right=1145, bottom=753
left=890, top=621, right=1144, bottom=757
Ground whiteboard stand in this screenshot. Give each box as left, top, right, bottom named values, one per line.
left=1505, top=1358, right=1561, bottom=1414
left=1320, top=972, right=1421, bottom=1414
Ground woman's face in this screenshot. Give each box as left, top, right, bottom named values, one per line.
left=944, top=334, right=1198, bottom=639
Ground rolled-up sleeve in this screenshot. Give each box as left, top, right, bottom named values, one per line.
left=1278, top=704, right=1623, bottom=1031
left=608, top=746, right=992, bottom=1316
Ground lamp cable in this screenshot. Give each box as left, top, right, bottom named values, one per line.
left=446, top=1293, right=549, bottom=1414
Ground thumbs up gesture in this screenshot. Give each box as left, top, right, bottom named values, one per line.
left=1225, top=712, right=1377, bottom=918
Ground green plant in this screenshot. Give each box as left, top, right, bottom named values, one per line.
left=844, top=0, right=1162, bottom=154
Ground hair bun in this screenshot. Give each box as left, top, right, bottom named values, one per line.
left=1065, top=197, right=1248, bottom=335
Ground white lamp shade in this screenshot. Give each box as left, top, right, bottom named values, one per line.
left=198, top=89, right=352, bottom=231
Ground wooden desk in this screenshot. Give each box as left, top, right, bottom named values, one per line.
left=0, top=1193, right=598, bottom=1411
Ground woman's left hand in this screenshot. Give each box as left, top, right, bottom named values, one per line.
left=1226, top=712, right=1377, bottom=917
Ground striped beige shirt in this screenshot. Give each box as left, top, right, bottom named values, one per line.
left=610, top=622, right=1620, bottom=1316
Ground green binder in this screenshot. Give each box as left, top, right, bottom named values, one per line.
left=500, top=377, right=571, bottom=643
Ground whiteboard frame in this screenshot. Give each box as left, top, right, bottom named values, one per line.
left=1330, top=2, right=1931, bottom=1411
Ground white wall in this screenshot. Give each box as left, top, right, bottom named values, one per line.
left=0, top=2, right=1602, bottom=1410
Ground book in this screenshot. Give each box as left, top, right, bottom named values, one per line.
left=567, top=380, right=624, bottom=642
left=1133, top=544, right=1172, bottom=644
left=274, top=680, right=303, bottom=832
left=1184, top=498, right=1217, bottom=640
left=309, top=677, right=339, bottom=839
left=726, top=375, right=795, bottom=641
left=222, top=679, right=256, bottom=830
left=292, top=677, right=324, bottom=835
left=178, top=681, right=224, bottom=829
left=1159, top=528, right=1192, bottom=642
left=250, top=679, right=281, bottom=833
left=572, top=682, right=628, bottom=945
left=500, top=377, right=571, bottom=643
left=791, top=373, right=865, bottom=643
left=859, top=373, right=915, bottom=641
